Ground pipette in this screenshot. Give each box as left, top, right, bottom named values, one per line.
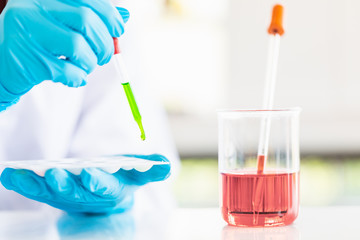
left=112, top=38, right=145, bottom=141
left=256, top=4, right=284, bottom=173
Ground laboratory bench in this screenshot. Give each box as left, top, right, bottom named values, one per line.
left=0, top=206, right=358, bottom=240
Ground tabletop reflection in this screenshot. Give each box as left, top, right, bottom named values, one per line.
left=222, top=224, right=300, bottom=240
left=57, top=212, right=135, bottom=240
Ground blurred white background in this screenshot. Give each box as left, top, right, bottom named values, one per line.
left=121, top=0, right=360, bottom=157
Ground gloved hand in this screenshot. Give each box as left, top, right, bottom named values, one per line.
left=0, top=0, right=130, bottom=111
left=0, top=154, right=171, bottom=214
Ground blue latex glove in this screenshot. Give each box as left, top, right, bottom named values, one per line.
left=0, top=154, right=171, bottom=214
left=0, top=0, right=130, bottom=111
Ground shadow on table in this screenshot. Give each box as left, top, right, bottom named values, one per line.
left=57, top=212, right=135, bottom=240
left=222, top=224, right=300, bottom=240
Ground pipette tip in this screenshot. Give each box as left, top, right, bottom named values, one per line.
left=257, top=155, right=265, bottom=174
left=137, top=120, right=146, bottom=141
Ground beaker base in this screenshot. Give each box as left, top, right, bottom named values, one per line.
left=222, top=210, right=297, bottom=227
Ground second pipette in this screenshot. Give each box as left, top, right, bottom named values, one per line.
left=256, top=4, right=284, bottom=173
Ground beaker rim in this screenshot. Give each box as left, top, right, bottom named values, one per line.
left=217, top=107, right=302, bottom=115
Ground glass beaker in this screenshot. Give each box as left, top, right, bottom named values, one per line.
left=218, top=109, right=301, bottom=227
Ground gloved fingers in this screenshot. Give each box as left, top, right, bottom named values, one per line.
left=116, top=7, right=130, bottom=24
left=0, top=168, right=51, bottom=199
left=48, top=6, right=130, bottom=66
left=45, top=168, right=126, bottom=212
left=80, top=168, right=127, bottom=199
left=25, top=13, right=97, bottom=74
left=0, top=168, right=135, bottom=214
left=47, top=3, right=113, bottom=66
left=115, top=154, right=171, bottom=186
left=80, top=168, right=138, bottom=213
left=1, top=39, right=48, bottom=89
left=9, top=41, right=87, bottom=89
left=50, top=59, right=87, bottom=87
left=44, top=169, right=97, bottom=205
left=67, top=0, right=126, bottom=37
left=44, top=168, right=77, bottom=197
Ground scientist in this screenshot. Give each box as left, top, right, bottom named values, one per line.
left=0, top=0, right=178, bottom=214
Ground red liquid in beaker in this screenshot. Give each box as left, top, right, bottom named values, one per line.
left=221, top=171, right=299, bottom=227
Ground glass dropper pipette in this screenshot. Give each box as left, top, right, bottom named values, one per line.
left=112, top=38, right=145, bottom=141
left=251, top=4, right=285, bottom=218
left=256, top=4, right=284, bottom=173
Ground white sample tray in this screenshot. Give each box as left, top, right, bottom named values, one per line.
left=0, top=156, right=169, bottom=176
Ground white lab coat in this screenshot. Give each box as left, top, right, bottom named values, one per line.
left=0, top=41, right=180, bottom=213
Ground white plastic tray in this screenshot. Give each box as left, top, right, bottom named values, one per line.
left=0, top=156, right=169, bottom=176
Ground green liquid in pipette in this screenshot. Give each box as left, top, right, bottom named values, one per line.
left=122, top=82, right=146, bottom=141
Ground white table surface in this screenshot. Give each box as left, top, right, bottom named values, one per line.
left=0, top=206, right=358, bottom=240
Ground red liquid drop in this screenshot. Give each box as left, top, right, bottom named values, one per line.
left=221, top=171, right=299, bottom=227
